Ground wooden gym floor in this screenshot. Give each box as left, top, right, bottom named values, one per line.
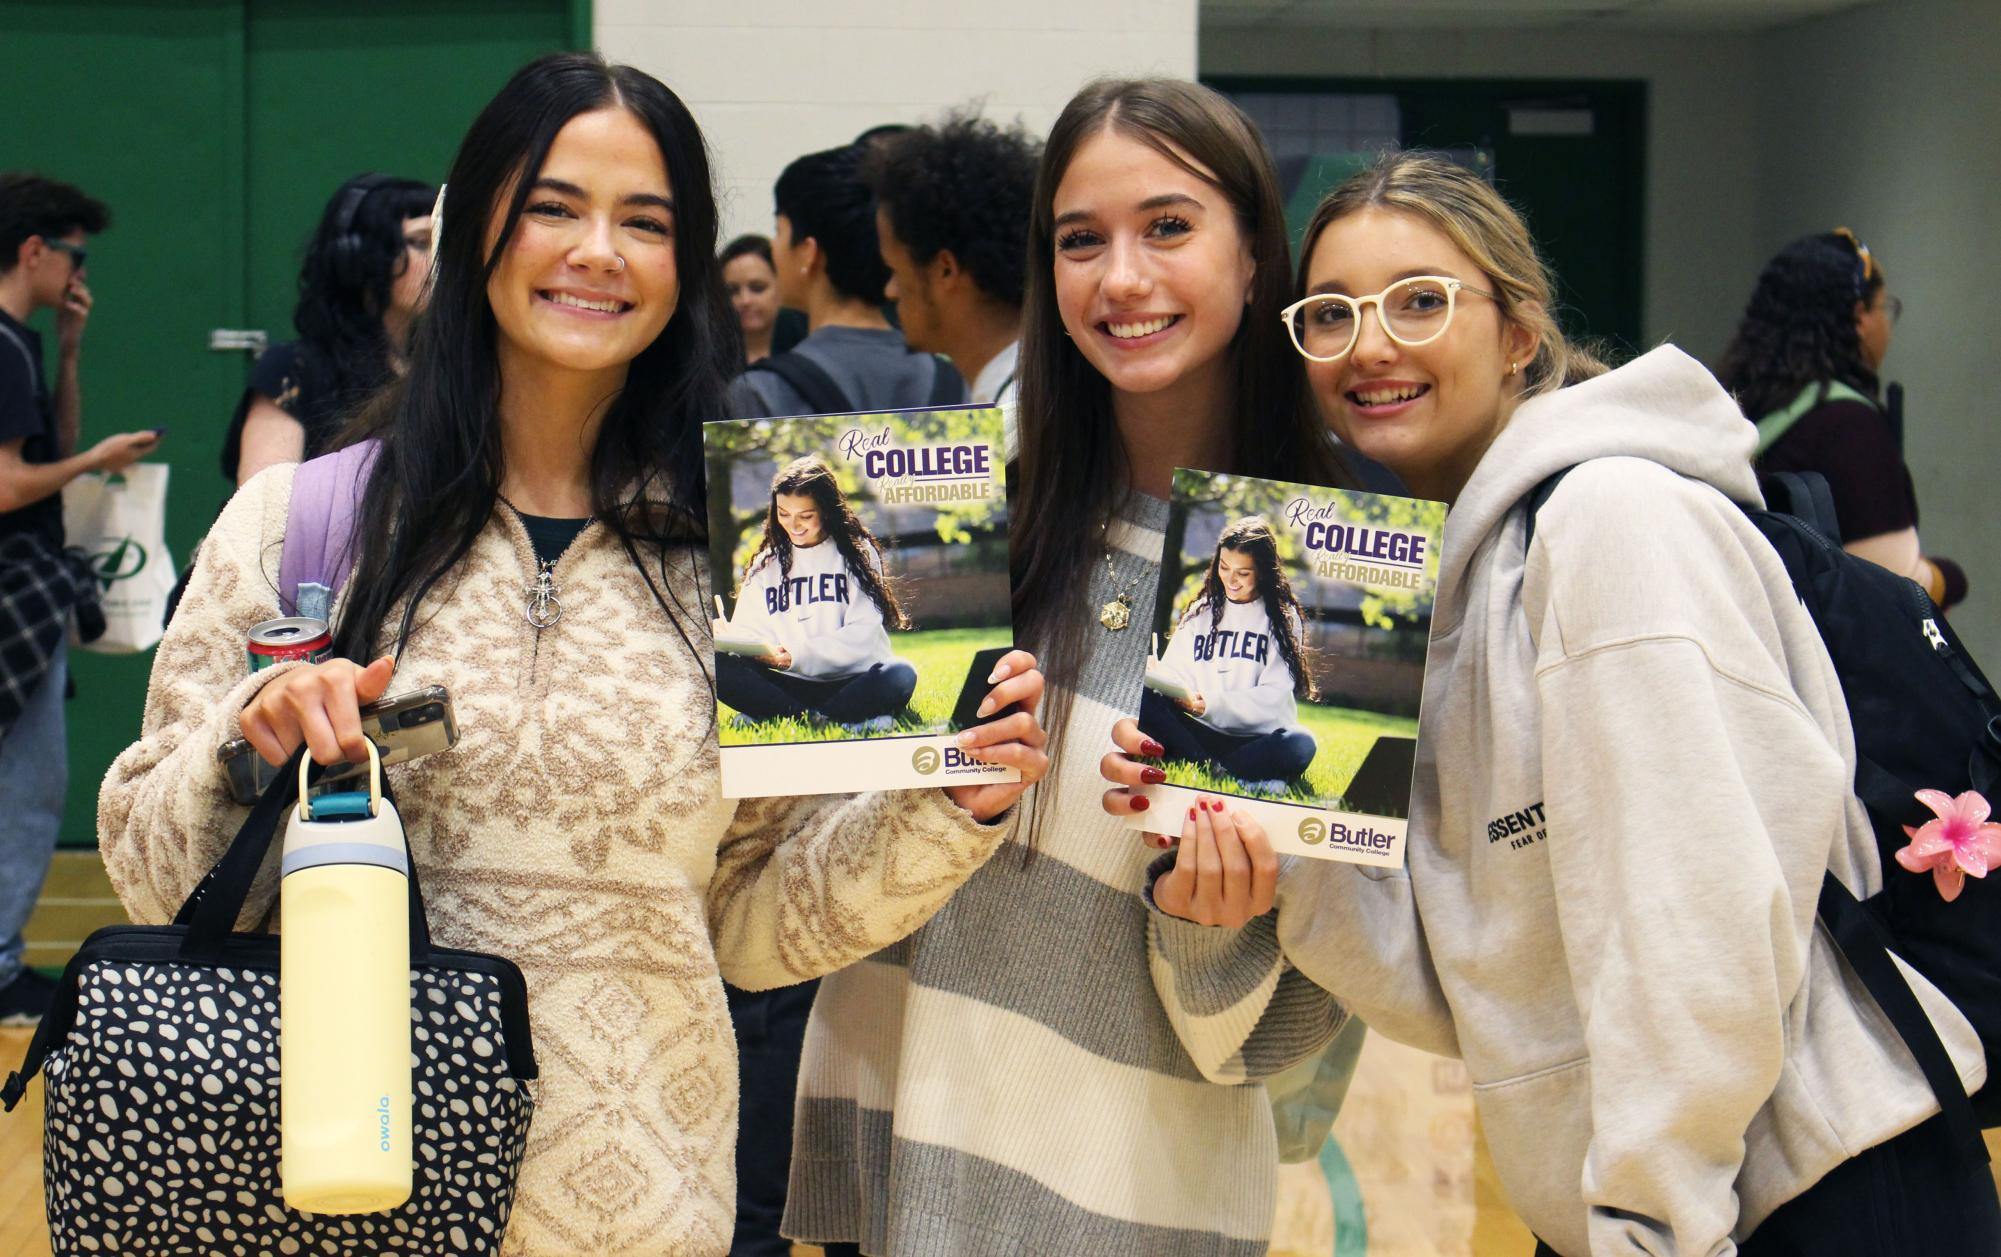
left=6, top=852, right=2001, bottom=1256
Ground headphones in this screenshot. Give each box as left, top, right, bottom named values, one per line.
left=328, top=173, right=397, bottom=290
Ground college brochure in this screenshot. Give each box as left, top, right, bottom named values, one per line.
left=704, top=405, right=1018, bottom=798
left=1126, top=468, right=1446, bottom=866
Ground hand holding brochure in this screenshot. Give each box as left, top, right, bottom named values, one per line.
left=703, top=405, right=1018, bottom=798
left=1124, top=468, right=1446, bottom=867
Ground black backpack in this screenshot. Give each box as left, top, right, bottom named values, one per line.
left=745, top=348, right=962, bottom=416
left=1529, top=465, right=2001, bottom=1162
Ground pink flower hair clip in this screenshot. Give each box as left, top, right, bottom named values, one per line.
left=1894, top=789, right=2001, bottom=902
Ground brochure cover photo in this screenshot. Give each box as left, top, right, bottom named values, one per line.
left=1128, top=468, right=1446, bottom=866
left=703, top=405, right=1018, bottom=798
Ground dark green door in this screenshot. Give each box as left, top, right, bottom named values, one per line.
left=5, top=0, right=579, bottom=849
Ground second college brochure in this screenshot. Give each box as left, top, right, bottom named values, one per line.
left=1126, top=468, right=1446, bottom=866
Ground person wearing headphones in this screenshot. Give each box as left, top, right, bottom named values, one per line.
left=224, top=172, right=438, bottom=485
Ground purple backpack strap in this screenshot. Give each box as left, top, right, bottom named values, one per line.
left=279, top=440, right=379, bottom=621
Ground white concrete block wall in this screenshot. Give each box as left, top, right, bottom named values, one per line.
left=597, top=0, right=1198, bottom=243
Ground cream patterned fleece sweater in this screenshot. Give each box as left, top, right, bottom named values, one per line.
left=98, top=463, right=1011, bottom=1256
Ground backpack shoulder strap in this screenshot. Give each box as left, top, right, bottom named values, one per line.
left=1754, top=380, right=1876, bottom=455
left=925, top=354, right=961, bottom=407
left=1761, top=469, right=1844, bottom=544
left=746, top=351, right=853, bottom=416
left=279, top=439, right=378, bottom=621
left=1521, top=465, right=1578, bottom=552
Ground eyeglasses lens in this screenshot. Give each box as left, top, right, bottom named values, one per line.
left=1291, top=278, right=1454, bottom=360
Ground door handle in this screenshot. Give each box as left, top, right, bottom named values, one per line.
left=209, top=329, right=268, bottom=353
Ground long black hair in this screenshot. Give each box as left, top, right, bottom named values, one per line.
left=745, top=455, right=908, bottom=628
left=1718, top=231, right=1884, bottom=421
left=327, top=52, right=734, bottom=668
left=296, top=173, right=437, bottom=396
left=1186, top=516, right=1315, bottom=700
left=1011, top=79, right=1352, bottom=739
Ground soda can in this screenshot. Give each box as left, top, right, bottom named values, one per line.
left=248, top=616, right=332, bottom=672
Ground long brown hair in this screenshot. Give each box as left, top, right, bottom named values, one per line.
left=1011, top=79, right=1353, bottom=758
left=746, top=455, right=908, bottom=628
left=1186, top=516, right=1316, bottom=701
left=1296, top=152, right=1611, bottom=399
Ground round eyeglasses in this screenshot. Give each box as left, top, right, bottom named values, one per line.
left=1280, top=276, right=1498, bottom=363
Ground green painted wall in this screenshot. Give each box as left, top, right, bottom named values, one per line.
left=2, top=0, right=582, bottom=848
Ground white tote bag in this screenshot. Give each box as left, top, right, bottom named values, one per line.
left=61, top=463, right=177, bottom=654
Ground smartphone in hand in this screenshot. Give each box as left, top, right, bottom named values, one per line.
left=216, top=685, right=458, bottom=804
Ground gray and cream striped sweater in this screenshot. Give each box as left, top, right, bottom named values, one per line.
left=785, top=492, right=1348, bottom=1256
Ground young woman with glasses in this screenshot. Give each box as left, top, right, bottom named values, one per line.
left=100, top=53, right=1046, bottom=1256
left=1103, top=151, right=1999, bottom=1256
left=789, top=78, right=1356, bottom=1257
left=1720, top=230, right=1965, bottom=609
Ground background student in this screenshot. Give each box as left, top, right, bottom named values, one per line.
left=1106, top=151, right=1999, bottom=1257
left=1144, top=516, right=1318, bottom=793
left=720, top=233, right=804, bottom=367
left=224, top=172, right=437, bottom=485
left=0, top=172, right=160, bottom=1027
left=866, top=111, right=1040, bottom=410
left=1719, top=228, right=1965, bottom=608
left=99, top=53, right=1047, bottom=1257
left=788, top=79, right=1354, bottom=1257
left=728, top=143, right=964, bottom=419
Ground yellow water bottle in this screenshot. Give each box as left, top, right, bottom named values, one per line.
left=279, top=741, right=414, bottom=1213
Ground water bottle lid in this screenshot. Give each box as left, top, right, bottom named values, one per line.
left=299, top=737, right=382, bottom=824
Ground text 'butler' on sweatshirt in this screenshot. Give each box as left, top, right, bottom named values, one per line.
left=733, top=539, right=895, bottom=679
left=1155, top=597, right=1303, bottom=734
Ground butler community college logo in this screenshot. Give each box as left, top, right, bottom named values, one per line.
left=912, top=747, right=941, bottom=776
left=1298, top=817, right=1328, bottom=845
left=89, top=536, right=148, bottom=589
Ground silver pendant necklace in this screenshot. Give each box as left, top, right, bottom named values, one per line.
left=526, top=559, right=562, bottom=629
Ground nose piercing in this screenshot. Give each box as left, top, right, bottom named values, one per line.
left=611, top=255, right=626, bottom=273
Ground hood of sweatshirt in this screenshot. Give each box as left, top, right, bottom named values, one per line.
left=1434, top=344, right=1759, bottom=630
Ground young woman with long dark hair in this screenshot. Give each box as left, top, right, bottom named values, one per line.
left=788, top=79, right=1353, bottom=1257
left=1719, top=230, right=1965, bottom=608
left=100, top=53, right=1046, bottom=1257
left=1106, top=152, right=1998, bottom=1256
left=716, top=454, right=917, bottom=730
left=224, top=172, right=437, bottom=485
left=1142, top=516, right=1318, bottom=793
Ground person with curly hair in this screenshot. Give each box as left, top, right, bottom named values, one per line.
left=866, top=111, right=1041, bottom=410
left=715, top=453, right=917, bottom=732
left=1719, top=229, right=1965, bottom=607
left=1142, top=516, right=1318, bottom=793
left=224, top=173, right=438, bottom=485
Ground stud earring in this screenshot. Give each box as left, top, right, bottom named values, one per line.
left=1509, top=361, right=1520, bottom=377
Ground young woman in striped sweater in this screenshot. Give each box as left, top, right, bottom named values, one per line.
left=786, top=78, right=1355, bottom=1257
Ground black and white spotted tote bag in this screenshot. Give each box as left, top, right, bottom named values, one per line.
left=2, top=753, right=538, bottom=1255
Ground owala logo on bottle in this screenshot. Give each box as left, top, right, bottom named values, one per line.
left=376, top=1096, right=392, bottom=1152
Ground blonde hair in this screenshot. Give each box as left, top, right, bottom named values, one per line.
left=1297, top=152, right=1610, bottom=398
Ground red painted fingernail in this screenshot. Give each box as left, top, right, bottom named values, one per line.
left=1131, top=795, right=1150, bottom=812
left=1141, top=739, right=1166, bottom=758
left=1188, top=807, right=1197, bottom=820
left=1141, top=766, right=1166, bottom=785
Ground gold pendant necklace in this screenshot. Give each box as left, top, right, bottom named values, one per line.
left=1099, top=524, right=1141, bottom=631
